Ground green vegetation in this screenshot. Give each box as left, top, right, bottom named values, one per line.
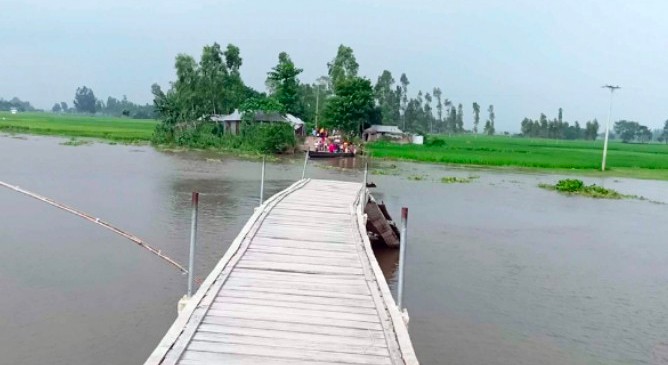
left=539, top=179, right=624, bottom=199
left=60, top=138, right=92, bottom=146
left=367, top=135, right=668, bottom=180
left=0, top=112, right=156, bottom=142
left=441, top=176, right=478, bottom=184
left=407, top=174, right=427, bottom=181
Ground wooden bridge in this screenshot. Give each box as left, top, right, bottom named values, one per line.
left=146, top=179, right=418, bottom=365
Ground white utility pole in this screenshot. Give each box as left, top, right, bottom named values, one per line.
left=601, top=85, right=620, bottom=171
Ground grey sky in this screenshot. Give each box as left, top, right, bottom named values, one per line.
left=3, top=0, right=667, bottom=131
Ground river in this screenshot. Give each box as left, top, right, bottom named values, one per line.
left=1, top=135, right=667, bottom=364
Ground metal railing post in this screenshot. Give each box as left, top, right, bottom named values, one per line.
left=187, top=192, right=199, bottom=297
left=301, top=151, right=309, bottom=179
left=260, top=156, right=265, bottom=205
left=363, top=160, right=368, bottom=187
left=397, top=207, right=408, bottom=310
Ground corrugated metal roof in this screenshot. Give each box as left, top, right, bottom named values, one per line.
left=364, top=125, right=403, bottom=134
left=211, top=109, right=304, bottom=129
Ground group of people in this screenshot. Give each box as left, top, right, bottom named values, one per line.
left=312, top=128, right=356, bottom=154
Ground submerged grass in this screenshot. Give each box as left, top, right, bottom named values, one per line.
left=367, top=136, right=668, bottom=180
left=60, top=137, right=92, bottom=146
left=539, top=179, right=625, bottom=199
left=441, top=176, right=479, bottom=184
left=0, top=111, right=156, bottom=142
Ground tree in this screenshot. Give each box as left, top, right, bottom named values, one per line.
left=60, top=102, right=68, bottom=112
left=223, top=44, right=242, bottom=74
left=199, top=43, right=226, bottom=115
left=423, top=92, right=433, bottom=133
left=637, top=125, right=652, bottom=143
left=448, top=107, right=457, bottom=133
left=399, top=73, right=409, bottom=129
left=324, top=77, right=374, bottom=136
left=614, top=120, right=640, bottom=143
left=327, top=45, right=359, bottom=91
left=51, top=103, right=61, bottom=112
left=472, top=102, right=480, bottom=134
left=484, top=105, right=495, bottom=135
left=433, top=88, right=442, bottom=133
left=73, top=86, right=97, bottom=113
left=456, top=103, right=464, bottom=132
left=661, top=120, right=668, bottom=144
left=374, top=70, right=397, bottom=124
left=444, top=99, right=453, bottom=133
left=266, top=52, right=304, bottom=117
left=558, top=107, right=563, bottom=124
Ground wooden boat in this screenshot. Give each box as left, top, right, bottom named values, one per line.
left=308, top=151, right=355, bottom=158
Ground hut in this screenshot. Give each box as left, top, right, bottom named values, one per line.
left=362, top=125, right=405, bottom=142
left=210, top=109, right=304, bottom=136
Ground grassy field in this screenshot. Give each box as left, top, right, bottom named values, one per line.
left=0, top=112, right=157, bottom=142
left=367, top=135, right=668, bottom=180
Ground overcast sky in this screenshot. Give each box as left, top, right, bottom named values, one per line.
left=3, top=0, right=667, bottom=131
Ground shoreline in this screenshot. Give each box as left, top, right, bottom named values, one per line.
left=3, top=124, right=667, bottom=182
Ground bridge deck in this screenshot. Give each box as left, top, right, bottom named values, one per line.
left=146, top=179, right=418, bottom=365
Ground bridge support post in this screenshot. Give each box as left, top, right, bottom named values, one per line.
left=187, top=192, right=199, bottom=298
left=260, top=156, right=265, bottom=205
left=301, top=151, right=309, bottom=179
left=397, top=207, right=408, bottom=310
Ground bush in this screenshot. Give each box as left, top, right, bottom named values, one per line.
left=152, top=120, right=296, bottom=154
left=554, top=179, right=584, bottom=192
left=541, top=179, right=624, bottom=199
left=425, top=136, right=446, bottom=147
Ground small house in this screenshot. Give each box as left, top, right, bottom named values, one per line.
left=362, top=125, right=405, bottom=142
left=210, top=109, right=304, bottom=136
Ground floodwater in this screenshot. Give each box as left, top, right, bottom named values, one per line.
left=1, top=135, right=667, bottom=365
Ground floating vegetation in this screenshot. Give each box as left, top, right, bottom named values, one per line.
left=407, top=174, right=427, bottom=181
left=539, top=179, right=625, bottom=199
left=371, top=169, right=399, bottom=176
left=60, top=138, right=92, bottom=146
left=441, top=176, right=479, bottom=184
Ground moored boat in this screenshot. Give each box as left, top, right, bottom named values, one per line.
left=308, top=151, right=355, bottom=158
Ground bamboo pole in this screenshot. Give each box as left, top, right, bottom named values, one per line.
left=0, top=180, right=187, bottom=273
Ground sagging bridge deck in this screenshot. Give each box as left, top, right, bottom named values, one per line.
left=146, top=179, right=418, bottom=365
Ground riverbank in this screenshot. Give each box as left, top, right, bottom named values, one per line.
left=0, top=111, right=156, bottom=142
left=367, top=136, right=668, bottom=181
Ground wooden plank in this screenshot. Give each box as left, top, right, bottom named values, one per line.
left=217, top=288, right=377, bottom=309
left=195, top=324, right=387, bottom=352
left=241, top=251, right=362, bottom=268
left=236, top=260, right=364, bottom=275
left=179, top=352, right=349, bottom=365
left=219, top=284, right=371, bottom=301
left=246, top=246, right=360, bottom=259
left=185, top=341, right=393, bottom=365
left=250, top=236, right=355, bottom=250
left=224, top=277, right=370, bottom=295
left=212, top=295, right=378, bottom=315
left=257, top=226, right=351, bottom=241
left=209, top=302, right=380, bottom=323
left=192, top=332, right=390, bottom=357
left=201, top=316, right=385, bottom=339
left=230, top=267, right=363, bottom=284
left=206, top=309, right=383, bottom=331
left=228, top=271, right=366, bottom=288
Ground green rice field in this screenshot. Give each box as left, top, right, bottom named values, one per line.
left=368, top=136, right=668, bottom=180
left=0, top=112, right=157, bottom=142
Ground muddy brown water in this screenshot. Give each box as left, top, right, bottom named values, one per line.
left=1, top=135, right=667, bottom=365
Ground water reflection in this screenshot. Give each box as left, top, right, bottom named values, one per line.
left=2, top=135, right=668, bottom=365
